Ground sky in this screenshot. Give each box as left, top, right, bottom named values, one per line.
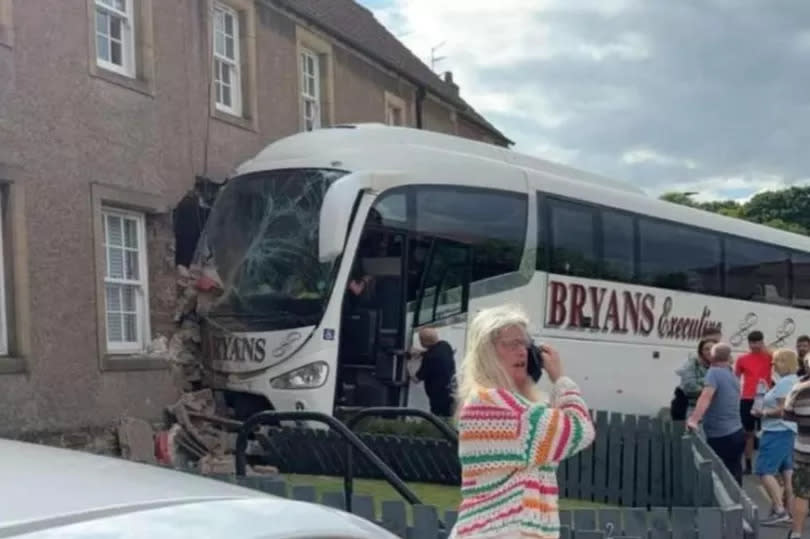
left=358, top=0, right=810, bottom=201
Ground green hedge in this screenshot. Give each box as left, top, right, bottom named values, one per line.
left=341, top=416, right=451, bottom=439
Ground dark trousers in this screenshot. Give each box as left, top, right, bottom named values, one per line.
left=429, top=398, right=454, bottom=419
left=707, top=429, right=746, bottom=486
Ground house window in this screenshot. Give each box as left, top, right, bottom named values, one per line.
left=386, top=103, right=404, bottom=126
left=94, top=0, right=135, bottom=77
left=384, top=92, right=408, bottom=127
left=102, top=208, right=149, bottom=352
left=301, top=48, right=321, bottom=131
left=213, top=2, right=241, bottom=116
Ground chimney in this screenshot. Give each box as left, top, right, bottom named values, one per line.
left=443, top=71, right=459, bottom=97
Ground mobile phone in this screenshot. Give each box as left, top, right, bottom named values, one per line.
left=527, top=342, right=543, bottom=382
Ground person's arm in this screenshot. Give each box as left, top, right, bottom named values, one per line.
left=759, top=398, right=786, bottom=418
left=759, top=380, right=792, bottom=417
left=412, top=348, right=433, bottom=383
left=687, top=386, right=716, bottom=430
left=459, top=378, right=595, bottom=469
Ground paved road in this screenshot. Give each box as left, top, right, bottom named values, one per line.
left=743, top=474, right=803, bottom=539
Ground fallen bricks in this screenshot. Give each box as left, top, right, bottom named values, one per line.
left=119, top=389, right=277, bottom=478
left=162, top=389, right=233, bottom=464
left=117, top=417, right=157, bottom=465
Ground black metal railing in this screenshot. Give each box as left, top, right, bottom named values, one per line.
left=234, top=410, right=423, bottom=515
left=344, top=407, right=458, bottom=513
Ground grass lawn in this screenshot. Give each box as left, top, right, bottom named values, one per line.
left=284, top=474, right=611, bottom=518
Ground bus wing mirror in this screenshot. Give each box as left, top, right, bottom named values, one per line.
left=319, top=173, right=374, bottom=263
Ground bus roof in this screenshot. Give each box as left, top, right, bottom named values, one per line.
left=237, top=124, right=810, bottom=253
left=239, top=124, right=643, bottom=195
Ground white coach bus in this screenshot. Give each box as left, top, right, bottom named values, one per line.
left=196, top=124, right=810, bottom=420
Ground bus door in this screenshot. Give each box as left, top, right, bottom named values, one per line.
left=406, top=236, right=472, bottom=411
left=336, top=227, right=410, bottom=408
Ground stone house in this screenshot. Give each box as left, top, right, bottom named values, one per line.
left=0, top=0, right=508, bottom=436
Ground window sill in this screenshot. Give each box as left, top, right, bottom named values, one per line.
left=0, top=357, right=27, bottom=375
left=101, top=354, right=170, bottom=372
left=90, top=65, right=155, bottom=98
left=212, top=108, right=257, bottom=132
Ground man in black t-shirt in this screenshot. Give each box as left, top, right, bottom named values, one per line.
left=410, top=328, right=456, bottom=419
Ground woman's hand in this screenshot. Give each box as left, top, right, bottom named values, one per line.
left=539, top=344, right=562, bottom=382
left=686, top=417, right=700, bottom=431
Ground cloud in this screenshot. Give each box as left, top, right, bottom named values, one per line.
left=366, top=0, right=810, bottom=200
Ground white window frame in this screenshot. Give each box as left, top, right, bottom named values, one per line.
left=301, top=48, right=321, bottom=131
left=94, top=0, right=136, bottom=78
left=102, top=208, right=150, bottom=354
left=213, top=2, right=242, bottom=117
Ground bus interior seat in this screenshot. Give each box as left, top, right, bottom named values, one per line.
left=762, top=284, right=783, bottom=300
left=754, top=283, right=788, bottom=304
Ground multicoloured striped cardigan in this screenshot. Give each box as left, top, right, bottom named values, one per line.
left=450, top=377, right=595, bottom=538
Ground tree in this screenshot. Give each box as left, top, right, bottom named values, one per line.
left=744, top=187, right=810, bottom=233
left=699, top=200, right=743, bottom=219
left=659, top=187, right=810, bottom=236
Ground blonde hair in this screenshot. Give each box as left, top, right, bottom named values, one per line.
left=456, top=304, right=541, bottom=414
left=773, top=348, right=799, bottom=376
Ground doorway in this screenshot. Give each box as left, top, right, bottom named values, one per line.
left=335, top=227, right=408, bottom=409
left=335, top=223, right=472, bottom=411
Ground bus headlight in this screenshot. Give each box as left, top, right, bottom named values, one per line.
left=270, top=362, right=329, bottom=389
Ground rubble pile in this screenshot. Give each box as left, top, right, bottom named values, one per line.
left=119, top=387, right=277, bottom=477
left=166, top=263, right=217, bottom=392
left=117, top=259, right=277, bottom=478
left=157, top=389, right=239, bottom=474
left=142, top=258, right=226, bottom=392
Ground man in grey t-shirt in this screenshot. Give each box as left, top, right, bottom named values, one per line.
left=688, top=343, right=746, bottom=485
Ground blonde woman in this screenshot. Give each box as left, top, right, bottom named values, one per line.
left=450, top=305, right=595, bottom=539
left=752, top=348, right=800, bottom=525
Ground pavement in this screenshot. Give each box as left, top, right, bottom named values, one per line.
left=743, top=473, right=806, bottom=539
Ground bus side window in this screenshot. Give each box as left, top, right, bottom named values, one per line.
left=638, top=218, right=723, bottom=295
left=416, top=240, right=470, bottom=326
left=546, top=198, right=599, bottom=278
left=601, top=209, right=635, bottom=282
left=793, top=252, right=810, bottom=308
left=725, top=238, right=790, bottom=304
left=375, top=185, right=527, bottom=284
left=413, top=187, right=526, bottom=282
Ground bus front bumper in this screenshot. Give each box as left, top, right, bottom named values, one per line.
left=208, top=370, right=333, bottom=418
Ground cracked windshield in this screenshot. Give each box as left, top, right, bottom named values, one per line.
left=2, top=0, right=807, bottom=538
left=198, top=168, right=346, bottom=332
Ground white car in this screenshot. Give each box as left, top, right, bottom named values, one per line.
left=0, top=438, right=399, bottom=538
